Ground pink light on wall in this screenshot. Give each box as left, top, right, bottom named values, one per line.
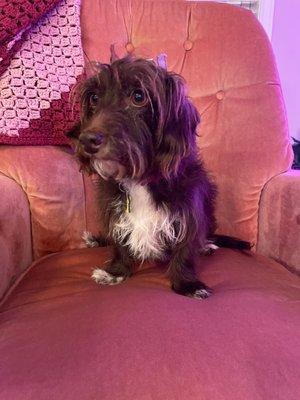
left=272, top=0, right=300, bottom=140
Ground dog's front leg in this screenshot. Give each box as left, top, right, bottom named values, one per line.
left=168, top=244, right=212, bottom=299
left=91, top=244, right=134, bottom=286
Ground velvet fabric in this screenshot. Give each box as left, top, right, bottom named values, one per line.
left=1, top=247, right=299, bottom=399
left=257, top=170, right=300, bottom=274
left=0, top=174, right=32, bottom=300
left=0, top=146, right=90, bottom=259
left=0, top=145, right=103, bottom=299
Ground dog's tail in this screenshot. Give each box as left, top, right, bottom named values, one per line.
left=212, top=234, right=252, bottom=251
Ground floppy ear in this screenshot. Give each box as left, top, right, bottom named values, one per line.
left=156, top=73, right=200, bottom=179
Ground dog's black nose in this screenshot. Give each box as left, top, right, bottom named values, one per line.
left=79, top=132, right=103, bottom=153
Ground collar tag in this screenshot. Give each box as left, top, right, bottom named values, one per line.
left=125, top=192, right=131, bottom=213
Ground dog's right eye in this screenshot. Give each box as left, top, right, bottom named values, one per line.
left=89, top=93, right=99, bottom=107
left=130, top=89, right=147, bottom=107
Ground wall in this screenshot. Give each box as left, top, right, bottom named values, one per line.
left=271, top=0, right=300, bottom=140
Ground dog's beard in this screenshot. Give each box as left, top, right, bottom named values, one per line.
left=92, top=159, right=126, bottom=181
left=76, top=135, right=134, bottom=181
left=90, top=137, right=149, bottom=181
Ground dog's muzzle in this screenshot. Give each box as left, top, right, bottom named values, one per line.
left=79, top=132, right=103, bottom=154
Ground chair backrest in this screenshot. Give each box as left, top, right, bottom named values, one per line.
left=80, top=0, right=292, bottom=246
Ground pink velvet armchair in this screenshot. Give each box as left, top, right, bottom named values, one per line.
left=0, top=1, right=299, bottom=399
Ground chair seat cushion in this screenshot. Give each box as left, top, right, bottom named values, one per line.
left=1, top=248, right=299, bottom=400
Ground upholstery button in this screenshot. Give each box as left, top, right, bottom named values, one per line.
left=216, top=90, right=225, bottom=100
left=183, top=39, right=193, bottom=51
left=125, top=42, right=135, bottom=53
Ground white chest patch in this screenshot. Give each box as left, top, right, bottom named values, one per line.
left=112, top=182, right=185, bottom=261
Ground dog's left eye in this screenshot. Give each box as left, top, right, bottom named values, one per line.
left=130, top=89, right=147, bottom=107
left=89, top=93, right=99, bottom=107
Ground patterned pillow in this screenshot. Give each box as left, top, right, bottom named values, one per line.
left=0, top=0, right=84, bottom=145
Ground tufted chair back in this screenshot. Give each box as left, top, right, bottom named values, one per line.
left=80, top=0, right=292, bottom=246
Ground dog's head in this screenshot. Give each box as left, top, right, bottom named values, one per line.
left=67, top=56, right=200, bottom=182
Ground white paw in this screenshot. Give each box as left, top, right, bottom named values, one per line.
left=91, top=268, right=125, bottom=286
left=206, top=243, right=219, bottom=251
left=82, top=231, right=99, bottom=248
left=192, top=288, right=213, bottom=299
left=202, top=242, right=219, bottom=255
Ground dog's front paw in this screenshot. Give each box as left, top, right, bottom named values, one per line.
left=82, top=231, right=100, bottom=248
left=192, top=287, right=213, bottom=299
left=91, top=268, right=125, bottom=286
left=201, top=241, right=219, bottom=256
left=172, top=281, right=213, bottom=299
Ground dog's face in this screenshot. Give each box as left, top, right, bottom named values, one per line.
left=67, top=57, right=199, bottom=181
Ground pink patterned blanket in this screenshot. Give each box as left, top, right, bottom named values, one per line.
left=0, top=0, right=84, bottom=145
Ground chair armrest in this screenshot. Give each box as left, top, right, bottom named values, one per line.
left=257, top=170, right=300, bottom=273
left=0, top=174, right=33, bottom=301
